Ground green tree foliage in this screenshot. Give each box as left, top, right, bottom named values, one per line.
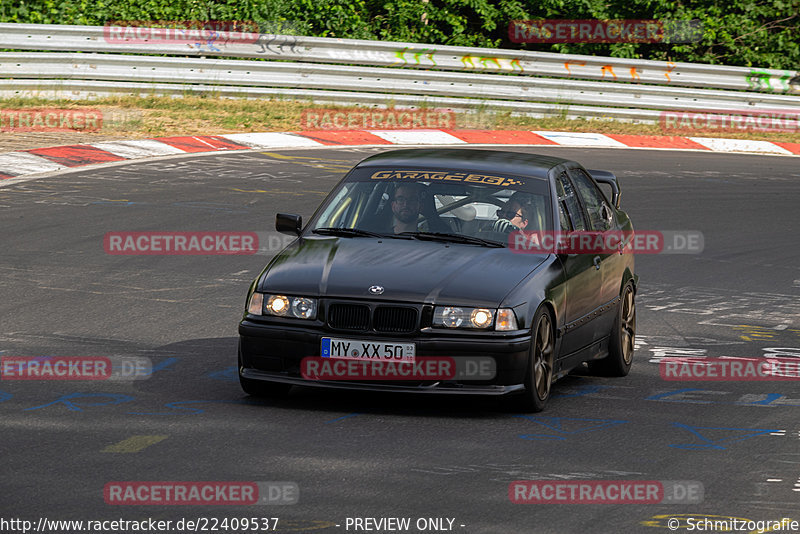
left=2, top=0, right=797, bottom=69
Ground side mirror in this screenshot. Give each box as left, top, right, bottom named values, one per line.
left=276, top=213, right=302, bottom=236
left=600, top=203, right=614, bottom=229
left=587, top=169, right=621, bottom=209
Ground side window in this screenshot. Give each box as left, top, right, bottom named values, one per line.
left=556, top=173, right=587, bottom=231
left=568, top=168, right=612, bottom=231
left=315, top=183, right=355, bottom=228
left=558, top=202, right=570, bottom=231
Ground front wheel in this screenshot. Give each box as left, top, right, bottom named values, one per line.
left=589, top=282, right=636, bottom=377
left=515, top=307, right=555, bottom=412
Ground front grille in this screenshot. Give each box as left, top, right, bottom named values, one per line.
left=327, top=303, right=370, bottom=330
left=374, top=306, right=418, bottom=333
left=325, top=302, right=419, bottom=333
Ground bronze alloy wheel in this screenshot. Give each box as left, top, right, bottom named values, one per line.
left=533, top=312, right=555, bottom=401
left=620, top=284, right=636, bottom=366
left=588, top=281, right=636, bottom=377
left=515, top=307, right=556, bottom=412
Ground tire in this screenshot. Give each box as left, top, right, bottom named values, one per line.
left=238, top=348, right=292, bottom=398
left=515, top=307, right=555, bottom=412
left=588, top=282, right=636, bottom=377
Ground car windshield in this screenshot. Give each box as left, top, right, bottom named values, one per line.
left=308, top=167, right=552, bottom=245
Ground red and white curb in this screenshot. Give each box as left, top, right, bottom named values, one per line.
left=0, top=130, right=798, bottom=181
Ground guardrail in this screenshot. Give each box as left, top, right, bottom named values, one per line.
left=1, top=23, right=798, bottom=123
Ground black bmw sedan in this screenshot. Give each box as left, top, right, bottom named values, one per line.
left=238, top=148, right=637, bottom=412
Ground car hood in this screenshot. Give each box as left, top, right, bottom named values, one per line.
left=258, top=236, right=548, bottom=307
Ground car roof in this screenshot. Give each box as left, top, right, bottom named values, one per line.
left=353, top=148, right=571, bottom=180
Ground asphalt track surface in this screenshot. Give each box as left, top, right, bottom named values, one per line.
left=1, top=146, right=799, bottom=534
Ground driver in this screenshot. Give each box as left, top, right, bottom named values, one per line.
left=383, top=183, right=452, bottom=234
left=493, top=192, right=531, bottom=232
left=389, top=183, right=423, bottom=234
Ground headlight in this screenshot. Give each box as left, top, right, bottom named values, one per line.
left=433, top=306, right=518, bottom=331
left=291, top=297, right=315, bottom=319
left=433, top=306, right=494, bottom=329
left=470, top=308, right=493, bottom=328
left=248, top=292, right=317, bottom=319
left=267, top=295, right=291, bottom=315
left=439, top=307, right=466, bottom=328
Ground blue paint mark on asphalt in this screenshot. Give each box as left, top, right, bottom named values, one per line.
left=127, top=399, right=259, bottom=415
left=647, top=388, right=800, bottom=407
left=0, top=390, right=12, bottom=403
left=325, top=413, right=361, bottom=424
left=739, top=393, right=784, bottom=405
left=25, top=392, right=135, bottom=412
left=207, top=366, right=238, bottom=382
left=646, top=388, right=716, bottom=404
left=669, top=423, right=781, bottom=450
left=552, top=384, right=611, bottom=399
left=515, top=416, right=628, bottom=440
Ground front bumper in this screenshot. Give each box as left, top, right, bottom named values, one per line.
left=239, top=319, right=531, bottom=395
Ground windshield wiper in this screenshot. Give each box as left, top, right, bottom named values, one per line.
left=396, top=232, right=505, bottom=248
left=312, top=227, right=387, bottom=238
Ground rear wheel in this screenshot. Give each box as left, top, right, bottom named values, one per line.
left=588, top=282, right=635, bottom=377
left=515, top=307, right=555, bottom=412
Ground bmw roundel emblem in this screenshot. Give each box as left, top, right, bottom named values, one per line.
left=368, top=285, right=384, bottom=295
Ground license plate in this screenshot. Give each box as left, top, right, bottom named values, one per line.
left=321, top=337, right=415, bottom=362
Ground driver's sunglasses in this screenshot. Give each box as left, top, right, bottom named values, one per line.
left=497, top=209, right=523, bottom=220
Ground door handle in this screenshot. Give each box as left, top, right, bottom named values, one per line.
left=593, top=256, right=601, bottom=270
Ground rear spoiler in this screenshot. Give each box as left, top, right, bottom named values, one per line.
left=587, top=169, right=621, bottom=208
